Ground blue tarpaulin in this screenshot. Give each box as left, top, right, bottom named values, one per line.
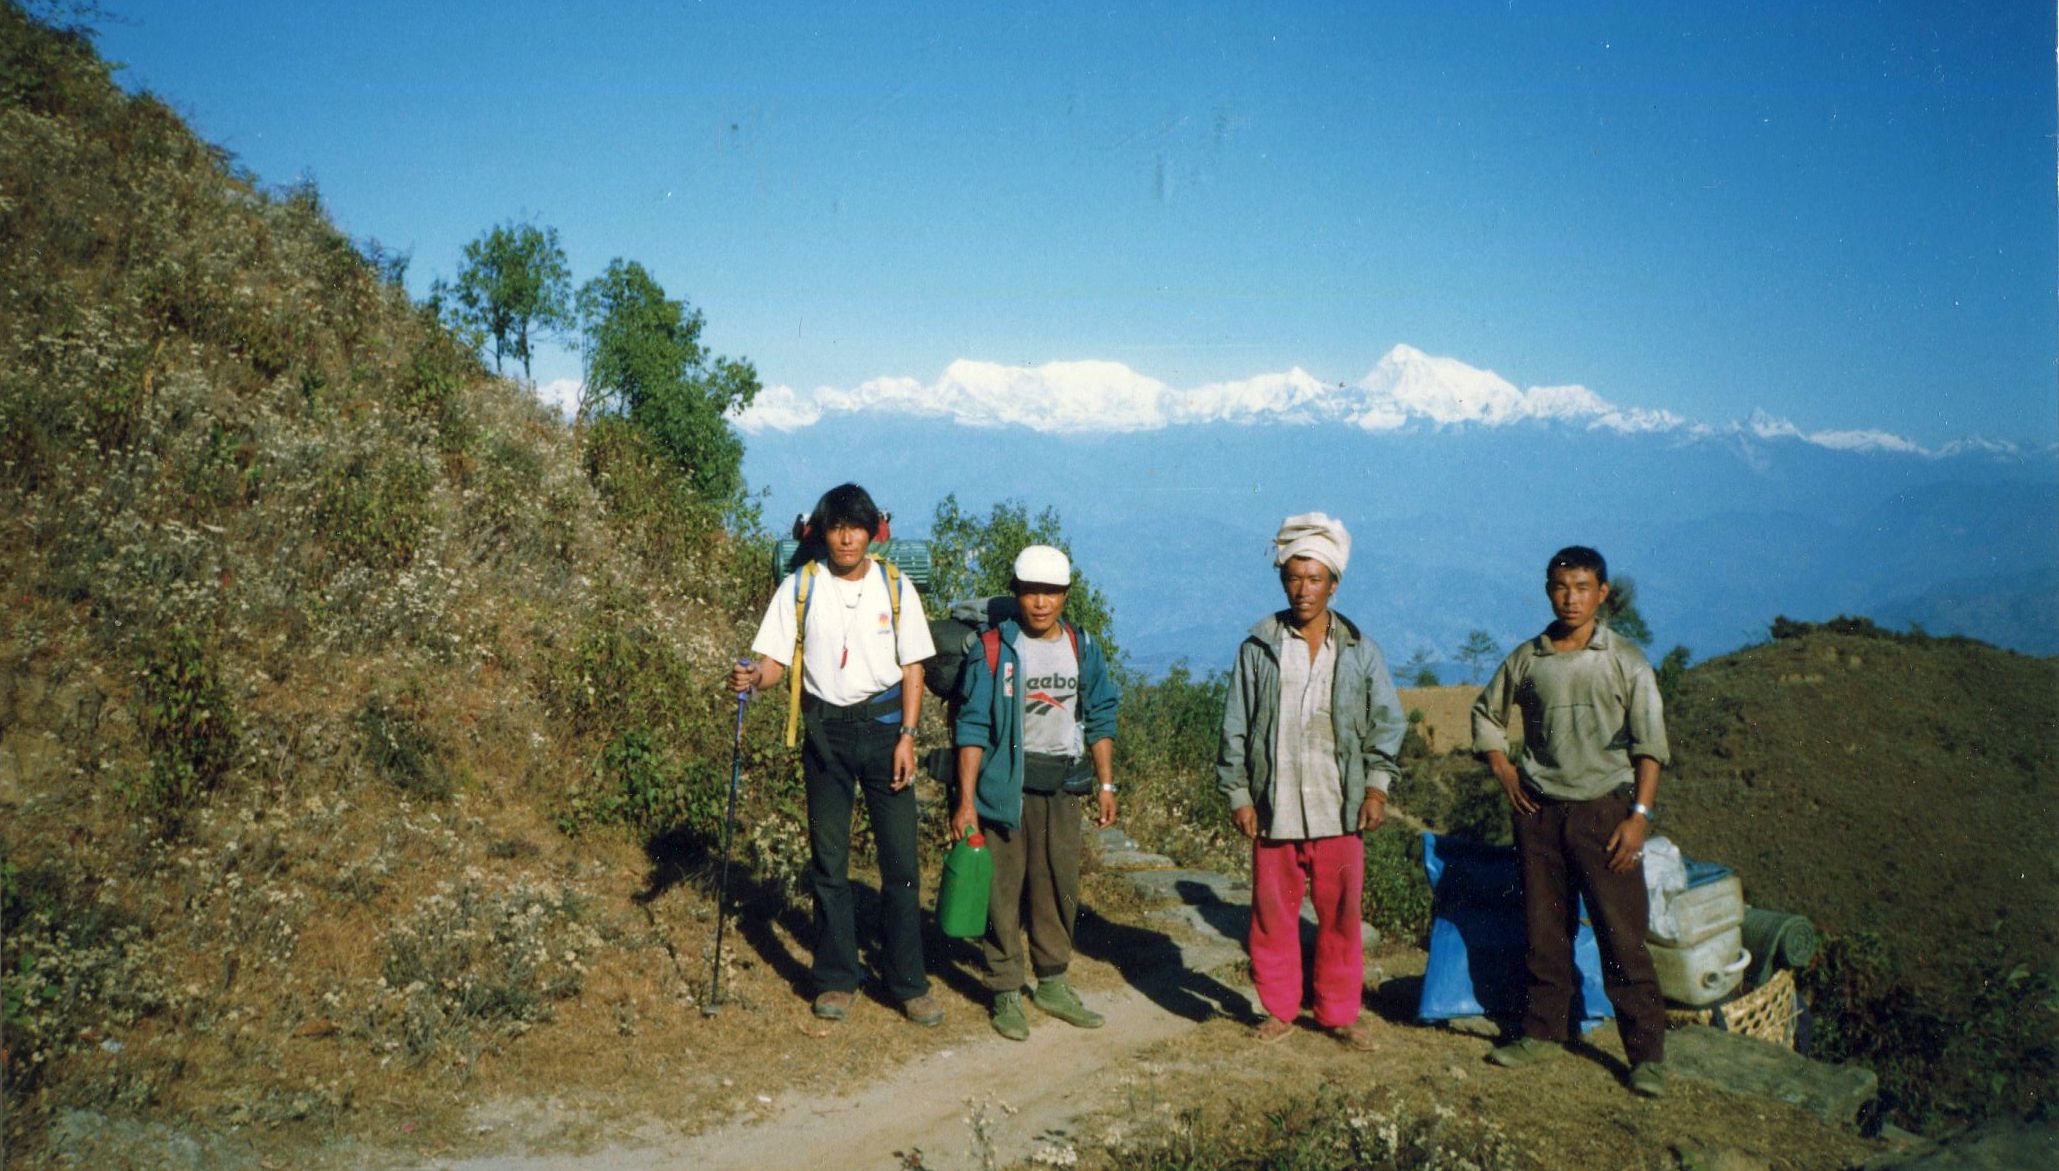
left=1416, top=832, right=1612, bottom=1028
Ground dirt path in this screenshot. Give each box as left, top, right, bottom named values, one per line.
left=385, top=832, right=1882, bottom=1171
left=666, top=978, right=1201, bottom=1170
left=433, top=838, right=1257, bottom=1171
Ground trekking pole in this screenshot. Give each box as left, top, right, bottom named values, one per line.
left=704, top=660, right=751, bottom=1017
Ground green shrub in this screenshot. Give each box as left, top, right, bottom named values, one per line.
left=131, top=623, right=238, bottom=816
left=399, top=323, right=476, bottom=453
left=1362, top=829, right=1432, bottom=946
left=581, top=416, right=727, bottom=568
left=318, top=442, right=436, bottom=571
left=1802, top=932, right=2058, bottom=1133
left=563, top=727, right=707, bottom=833
left=356, top=688, right=454, bottom=799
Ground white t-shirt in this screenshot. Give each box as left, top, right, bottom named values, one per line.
left=749, top=561, right=935, bottom=706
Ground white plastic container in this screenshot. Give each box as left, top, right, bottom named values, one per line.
left=1649, top=924, right=1751, bottom=1006
left=1648, top=874, right=1743, bottom=948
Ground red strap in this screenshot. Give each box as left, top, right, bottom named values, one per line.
left=985, top=623, right=1081, bottom=675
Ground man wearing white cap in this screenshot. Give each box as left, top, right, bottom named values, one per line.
left=952, top=545, right=1120, bottom=1041
left=1217, top=513, right=1406, bottom=1048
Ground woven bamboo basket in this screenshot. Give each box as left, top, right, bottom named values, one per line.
left=1664, top=968, right=1798, bottom=1048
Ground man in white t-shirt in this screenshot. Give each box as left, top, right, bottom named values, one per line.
left=730, top=484, right=939, bottom=1025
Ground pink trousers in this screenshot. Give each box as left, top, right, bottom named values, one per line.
left=1249, top=833, right=1364, bottom=1029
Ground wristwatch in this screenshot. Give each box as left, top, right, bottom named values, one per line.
left=1099, top=783, right=1117, bottom=794
left=1631, top=801, right=1654, bottom=821
left=898, top=725, right=916, bottom=737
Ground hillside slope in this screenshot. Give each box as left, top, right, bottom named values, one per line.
left=1658, top=628, right=2058, bottom=988
left=1, top=8, right=779, bottom=1162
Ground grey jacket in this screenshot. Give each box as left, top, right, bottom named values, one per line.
left=1215, top=611, right=1406, bottom=831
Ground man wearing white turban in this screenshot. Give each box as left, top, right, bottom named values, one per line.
left=1217, top=512, right=1406, bottom=1049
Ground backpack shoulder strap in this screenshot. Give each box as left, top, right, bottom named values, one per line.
left=876, top=557, right=902, bottom=643
left=784, top=562, right=820, bottom=748
left=1066, top=623, right=1088, bottom=729
left=988, top=623, right=1083, bottom=675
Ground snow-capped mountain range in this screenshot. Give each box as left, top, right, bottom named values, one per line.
left=725, top=345, right=2056, bottom=673
left=731, top=344, right=2039, bottom=460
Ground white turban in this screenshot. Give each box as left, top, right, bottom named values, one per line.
left=1271, top=512, right=1351, bottom=579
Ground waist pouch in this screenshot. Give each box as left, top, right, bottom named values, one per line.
left=1024, top=751, right=1094, bottom=796
left=803, top=684, right=903, bottom=724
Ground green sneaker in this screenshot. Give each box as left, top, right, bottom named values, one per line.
left=1628, top=1061, right=1668, bottom=1098
left=1032, top=978, right=1105, bottom=1029
left=989, top=990, right=1029, bottom=1041
left=1487, top=1037, right=1565, bottom=1068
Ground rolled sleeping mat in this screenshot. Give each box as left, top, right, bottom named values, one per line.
left=1741, top=906, right=1819, bottom=988
left=773, top=537, right=932, bottom=590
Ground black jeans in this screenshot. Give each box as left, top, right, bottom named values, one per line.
left=1512, top=788, right=1667, bottom=1065
left=802, top=715, right=927, bottom=1002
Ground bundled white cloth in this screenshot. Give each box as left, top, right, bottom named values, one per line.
left=1642, top=836, right=1687, bottom=941
left=1271, top=512, right=1351, bottom=578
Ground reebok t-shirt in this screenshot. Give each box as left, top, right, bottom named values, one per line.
left=1014, top=628, right=1083, bottom=759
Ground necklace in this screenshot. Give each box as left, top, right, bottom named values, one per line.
left=829, top=572, right=865, bottom=667
left=831, top=574, right=864, bottom=608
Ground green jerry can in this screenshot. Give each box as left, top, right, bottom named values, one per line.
left=936, top=831, right=993, bottom=939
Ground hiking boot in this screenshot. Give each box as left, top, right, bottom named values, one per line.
left=989, top=991, right=1029, bottom=1041
left=811, top=990, right=853, bottom=1021
left=901, top=992, right=945, bottom=1028
left=1628, top=1061, right=1668, bottom=1098
left=1032, top=978, right=1104, bottom=1029
left=1487, top=1037, right=1564, bottom=1068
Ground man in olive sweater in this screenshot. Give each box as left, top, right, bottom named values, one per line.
left=1471, top=545, right=1671, bottom=1097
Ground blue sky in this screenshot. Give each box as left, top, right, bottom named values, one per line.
left=96, top=1, right=2055, bottom=446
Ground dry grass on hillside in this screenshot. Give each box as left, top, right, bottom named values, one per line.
left=0, top=7, right=794, bottom=1161
left=1659, top=631, right=2058, bottom=989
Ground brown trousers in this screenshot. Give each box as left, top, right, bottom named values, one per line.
left=1512, top=788, right=1667, bottom=1065
left=980, top=790, right=1083, bottom=992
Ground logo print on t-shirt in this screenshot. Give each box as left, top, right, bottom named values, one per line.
left=1025, top=690, right=1065, bottom=717
left=875, top=610, right=891, bottom=630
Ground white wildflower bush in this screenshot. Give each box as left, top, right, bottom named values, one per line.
left=1099, top=1084, right=1525, bottom=1171
left=0, top=866, right=173, bottom=1102
left=376, top=879, right=603, bottom=1061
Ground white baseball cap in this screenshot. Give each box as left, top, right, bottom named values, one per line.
left=1011, top=545, right=1071, bottom=587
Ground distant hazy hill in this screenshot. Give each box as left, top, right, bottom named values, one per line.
left=743, top=417, right=2059, bottom=674
left=1657, top=626, right=2058, bottom=989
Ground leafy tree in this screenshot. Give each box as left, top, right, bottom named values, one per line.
left=926, top=494, right=1120, bottom=664
left=1455, top=629, right=1500, bottom=684
left=1116, top=661, right=1227, bottom=783
left=1601, top=574, right=1653, bottom=646
left=1655, top=644, right=1691, bottom=703
left=1401, top=647, right=1440, bottom=688
left=441, top=219, right=572, bottom=380
left=575, top=258, right=760, bottom=504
